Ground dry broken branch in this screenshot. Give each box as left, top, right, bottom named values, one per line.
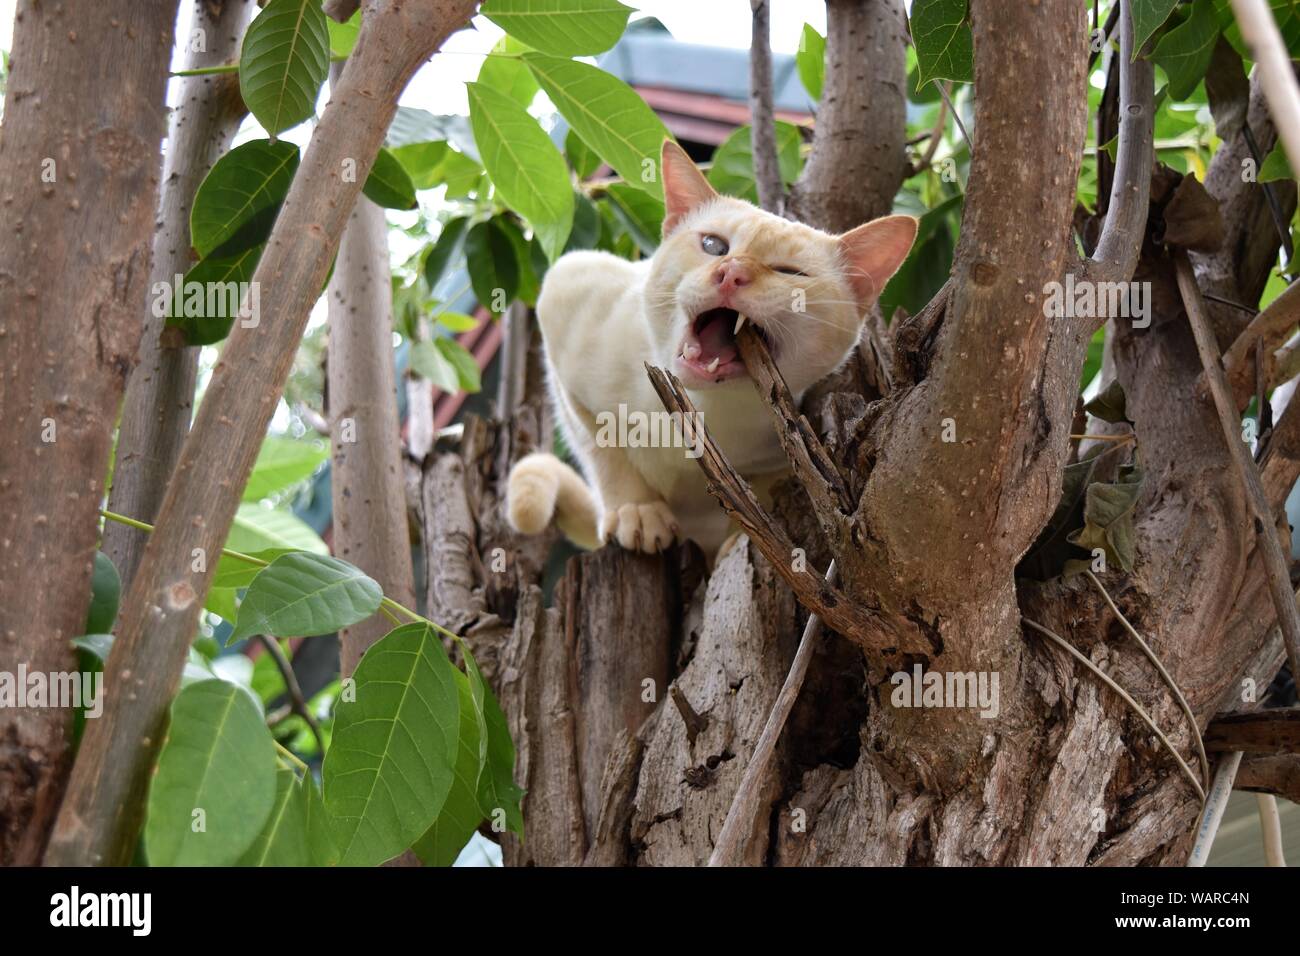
left=1221, top=279, right=1300, bottom=406
left=1176, top=252, right=1300, bottom=681
left=1205, top=707, right=1300, bottom=754
left=644, top=363, right=883, bottom=650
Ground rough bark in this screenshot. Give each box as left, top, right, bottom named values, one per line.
left=786, top=0, right=907, bottom=232
left=43, top=0, right=480, bottom=866
left=105, top=0, right=255, bottom=590
left=326, top=62, right=416, bottom=677
left=0, top=0, right=179, bottom=866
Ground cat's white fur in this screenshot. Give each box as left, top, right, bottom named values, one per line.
left=508, top=141, right=916, bottom=556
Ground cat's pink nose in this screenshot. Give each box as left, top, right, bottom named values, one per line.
left=712, top=259, right=751, bottom=295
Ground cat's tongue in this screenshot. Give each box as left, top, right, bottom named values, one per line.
left=696, top=310, right=738, bottom=364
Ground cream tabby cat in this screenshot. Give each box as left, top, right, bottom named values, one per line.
left=506, top=141, right=916, bottom=556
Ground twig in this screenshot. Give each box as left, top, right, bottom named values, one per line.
left=274, top=740, right=310, bottom=775
left=1175, top=252, right=1300, bottom=680
left=1187, top=752, right=1243, bottom=865
left=907, top=89, right=950, bottom=176
left=710, top=561, right=837, bottom=867
left=748, top=0, right=783, bottom=215
left=1022, top=616, right=1205, bottom=802
left=1084, top=569, right=1209, bottom=787
left=1241, top=125, right=1295, bottom=267
left=933, top=80, right=971, bottom=153
left=1256, top=793, right=1287, bottom=865
left=1083, top=0, right=1154, bottom=296
left=1221, top=279, right=1300, bottom=405
left=256, top=634, right=326, bottom=755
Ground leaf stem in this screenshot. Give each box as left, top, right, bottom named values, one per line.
left=274, top=740, right=309, bottom=775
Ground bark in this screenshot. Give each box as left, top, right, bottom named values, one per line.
left=786, top=0, right=907, bottom=231
left=42, top=0, right=480, bottom=866
left=104, top=0, right=255, bottom=590
left=0, top=0, right=179, bottom=866
left=325, top=61, right=416, bottom=677
left=747, top=0, right=782, bottom=215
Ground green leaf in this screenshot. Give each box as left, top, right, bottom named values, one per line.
left=410, top=339, right=462, bottom=393
left=1020, top=454, right=1101, bottom=581
left=706, top=121, right=803, bottom=203
left=411, top=671, right=485, bottom=866
left=303, top=773, right=339, bottom=865
left=239, top=0, right=331, bottom=136
left=605, top=182, right=664, bottom=254
left=1133, top=0, right=1181, bottom=55
left=467, top=82, right=574, bottom=262
left=436, top=337, right=482, bottom=394
left=477, top=34, right=539, bottom=106
left=391, top=140, right=449, bottom=190
left=190, top=139, right=299, bottom=259
left=566, top=128, right=601, bottom=180
left=322, top=623, right=461, bottom=866
left=327, top=8, right=360, bottom=58
left=85, top=551, right=120, bottom=635
left=244, top=435, right=328, bottom=501
left=165, top=243, right=264, bottom=346
left=464, top=218, right=519, bottom=313
left=236, top=768, right=313, bottom=866
left=230, top=552, right=382, bottom=643
left=212, top=549, right=291, bottom=590
left=464, top=645, right=523, bottom=835
left=496, top=216, right=543, bottom=306
left=481, top=0, right=634, bottom=56
left=435, top=311, right=480, bottom=333
left=796, top=24, right=826, bottom=102
left=228, top=503, right=328, bottom=555
left=436, top=148, right=486, bottom=198
left=1260, top=143, right=1295, bottom=183
left=523, top=53, right=672, bottom=199
left=911, top=0, right=973, bottom=87
left=145, top=679, right=278, bottom=866
left=423, top=216, right=471, bottom=292
left=1152, top=1, right=1220, bottom=101
left=1084, top=380, right=1131, bottom=425
left=362, top=148, right=418, bottom=210
left=1068, top=462, right=1145, bottom=573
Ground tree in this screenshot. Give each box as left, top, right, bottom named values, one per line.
left=4, top=0, right=1299, bottom=869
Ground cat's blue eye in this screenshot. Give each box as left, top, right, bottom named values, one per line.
left=700, top=234, right=728, bottom=256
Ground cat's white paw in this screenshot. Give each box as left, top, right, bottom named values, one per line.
left=601, top=501, right=679, bottom=553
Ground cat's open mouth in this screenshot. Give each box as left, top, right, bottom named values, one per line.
left=677, top=307, right=774, bottom=384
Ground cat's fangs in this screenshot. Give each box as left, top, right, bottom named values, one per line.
left=734, top=313, right=748, bottom=335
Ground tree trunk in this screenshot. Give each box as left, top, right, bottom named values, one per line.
left=0, top=0, right=178, bottom=866
left=104, top=0, right=255, bottom=590
left=325, top=61, right=417, bottom=678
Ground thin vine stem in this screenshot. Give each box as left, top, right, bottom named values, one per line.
left=274, top=740, right=309, bottom=774
left=1021, top=615, right=1206, bottom=803
left=1083, top=569, right=1210, bottom=788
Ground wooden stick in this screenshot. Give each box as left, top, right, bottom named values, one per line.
left=1175, top=253, right=1300, bottom=680
left=747, top=0, right=783, bottom=215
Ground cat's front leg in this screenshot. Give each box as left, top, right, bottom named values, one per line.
left=558, top=387, right=680, bottom=554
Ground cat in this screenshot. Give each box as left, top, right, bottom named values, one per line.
left=506, top=140, right=916, bottom=557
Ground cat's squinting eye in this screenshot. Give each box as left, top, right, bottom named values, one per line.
left=700, top=234, right=728, bottom=256
left=772, top=266, right=808, bottom=277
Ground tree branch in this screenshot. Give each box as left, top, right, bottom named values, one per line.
left=644, top=363, right=890, bottom=653
left=1230, top=0, right=1300, bottom=198
left=1205, top=708, right=1300, bottom=754
left=1175, top=252, right=1300, bottom=680
left=1221, top=276, right=1300, bottom=406
left=1235, top=754, right=1300, bottom=803
left=43, top=0, right=481, bottom=867
left=748, top=0, right=782, bottom=215
left=786, top=0, right=907, bottom=231
left=105, top=0, right=255, bottom=590
left=1082, top=0, right=1154, bottom=297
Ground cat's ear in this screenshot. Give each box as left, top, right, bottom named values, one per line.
left=661, top=140, right=717, bottom=236
left=837, top=215, right=918, bottom=307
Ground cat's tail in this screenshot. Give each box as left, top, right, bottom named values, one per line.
left=506, top=452, right=600, bottom=550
